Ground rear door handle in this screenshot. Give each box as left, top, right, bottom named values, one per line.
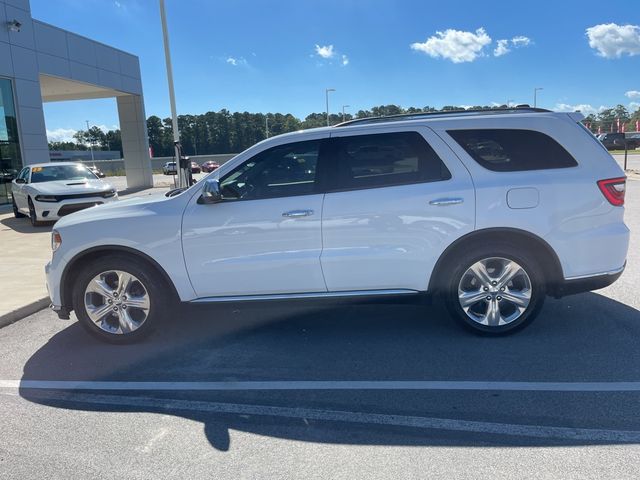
left=282, top=209, right=314, bottom=218
left=429, top=198, right=464, bottom=206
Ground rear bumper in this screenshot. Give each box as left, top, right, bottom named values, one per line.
left=554, top=263, right=625, bottom=298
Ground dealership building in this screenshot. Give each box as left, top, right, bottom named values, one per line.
left=0, top=0, right=153, bottom=205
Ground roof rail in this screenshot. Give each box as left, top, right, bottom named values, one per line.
left=334, top=106, right=552, bottom=128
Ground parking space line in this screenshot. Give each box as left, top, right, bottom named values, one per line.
left=3, top=379, right=640, bottom=391
left=4, top=390, right=640, bottom=443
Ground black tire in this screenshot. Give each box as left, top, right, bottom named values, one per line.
left=71, top=255, right=171, bottom=344
left=442, top=243, right=545, bottom=335
left=27, top=198, right=42, bottom=226
left=12, top=198, right=26, bottom=218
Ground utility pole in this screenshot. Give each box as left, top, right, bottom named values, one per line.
left=342, top=104, right=350, bottom=122
left=159, top=0, right=184, bottom=187
left=85, top=120, right=95, bottom=162
left=265, top=115, right=269, bottom=138
left=533, top=87, right=543, bottom=108
left=325, top=88, right=335, bottom=126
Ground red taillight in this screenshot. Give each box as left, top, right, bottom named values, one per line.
left=597, top=177, right=626, bottom=206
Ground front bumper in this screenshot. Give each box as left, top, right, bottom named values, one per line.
left=34, top=195, right=117, bottom=221
left=45, top=258, right=68, bottom=319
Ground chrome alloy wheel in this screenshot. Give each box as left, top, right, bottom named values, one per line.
left=84, top=270, right=151, bottom=334
left=457, top=257, right=532, bottom=327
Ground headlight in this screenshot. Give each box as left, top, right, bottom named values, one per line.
left=51, top=230, right=62, bottom=252
left=35, top=194, right=58, bottom=202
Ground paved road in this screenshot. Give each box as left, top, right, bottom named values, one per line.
left=613, top=153, right=640, bottom=171
left=1, top=183, right=640, bottom=478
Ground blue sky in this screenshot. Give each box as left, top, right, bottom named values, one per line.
left=33, top=0, right=640, bottom=142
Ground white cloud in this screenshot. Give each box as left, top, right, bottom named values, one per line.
left=630, top=102, right=640, bottom=111
left=411, top=28, right=491, bottom=63
left=511, top=36, right=531, bottom=47
left=312, top=44, right=349, bottom=66
left=47, top=124, right=117, bottom=144
left=493, top=36, right=532, bottom=57
left=494, top=39, right=510, bottom=57
left=95, top=124, right=118, bottom=132
left=46, top=128, right=78, bottom=143
left=586, top=23, right=640, bottom=58
left=226, top=56, right=247, bottom=67
left=554, top=103, right=614, bottom=116
left=314, top=44, right=335, bottom=59
left=625, top=90, right=640, bottom=99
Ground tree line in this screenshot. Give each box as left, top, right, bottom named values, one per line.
left=583, top=104, right=640, bottom=134
left=49, top=103, right=640, bottom=156
left=48, top=126, right=122, bottom=153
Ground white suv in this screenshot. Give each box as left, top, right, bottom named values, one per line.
left=45, top=108, right=629, bottom=342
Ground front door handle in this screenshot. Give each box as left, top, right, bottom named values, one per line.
left=429, top=198, right=464, bottom=206
left=282, top=209, right=314, bottom=218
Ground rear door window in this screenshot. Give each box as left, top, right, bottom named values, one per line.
left=447, top=129, right=578, bottom=172
left=328, top=131, right=451, bottom=191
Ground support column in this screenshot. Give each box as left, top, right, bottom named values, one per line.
left=117, top=94, right=153, bottom=189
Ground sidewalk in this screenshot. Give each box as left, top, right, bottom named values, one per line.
left=0, top=182, right=169, bottom=326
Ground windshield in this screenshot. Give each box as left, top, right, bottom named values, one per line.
left=30, top=165, right=98, bottom=183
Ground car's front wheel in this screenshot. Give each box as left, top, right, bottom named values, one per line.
left=12, top=198, right=26, bottom=218
left=443, top=245, right=545, bottom=335
left=72, top=256, right=170, bottom=343
left=27, top=198, right=42, bottom=226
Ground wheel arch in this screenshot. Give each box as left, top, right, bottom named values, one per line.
left=60, top=245, right=180, bottom=312
left=428, top=228, right=565, bottom=297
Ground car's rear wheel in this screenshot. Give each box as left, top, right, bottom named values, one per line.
left=443, top=244, right=545, bottom=335
left=12, top=198, right=26, bottom=218
left=72, top=256, right=170, bottom=343
left=27, top=198, right=42, bottom=226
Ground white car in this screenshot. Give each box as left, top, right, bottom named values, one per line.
left=45, top=108, right=629, bottom=343
left=162, top=162, right=177, bottom=175
left=12, top=162, right=118, bottom=226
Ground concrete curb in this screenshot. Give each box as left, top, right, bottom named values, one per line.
left=0, top=297, right=50, bottom=329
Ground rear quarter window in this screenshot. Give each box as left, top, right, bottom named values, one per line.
left=447, top=129, right=578, bottom=172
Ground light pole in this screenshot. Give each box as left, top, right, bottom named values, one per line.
left=159, top=0, right=184, bottom=187
left=265, top=115, right=269, bottom=138
left=325, top=88, right=335, bottom=126
left=85, top=120, right=95, bottom=163
left=342, top=104, right=350, bottom=122
left=533, top=87, right=543, bottom=108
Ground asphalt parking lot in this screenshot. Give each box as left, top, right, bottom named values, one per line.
left=1, top=181, right=640, bottom=479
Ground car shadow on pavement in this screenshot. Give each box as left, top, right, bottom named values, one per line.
left=18, top=292, right=640, bottom=450
left=0, top=216, right=53, bottom=233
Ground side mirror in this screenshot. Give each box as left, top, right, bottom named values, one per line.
left=198, top=179, right=223, bottom=204
left=14, top=178, right=25, bottom=184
